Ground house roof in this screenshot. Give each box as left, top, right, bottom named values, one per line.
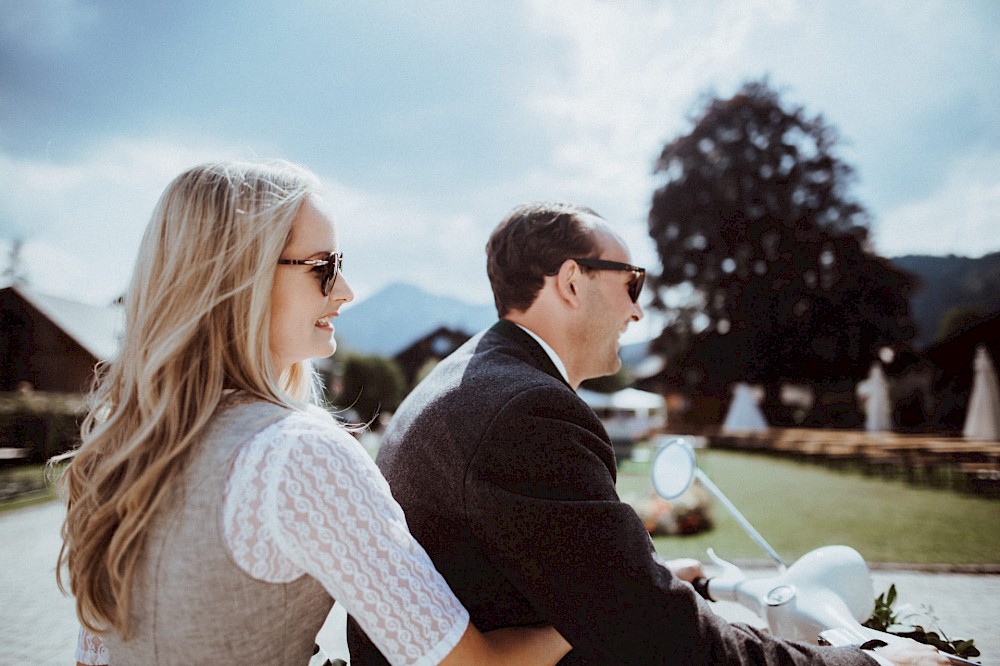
left=7, top=283, right=123, bottom=361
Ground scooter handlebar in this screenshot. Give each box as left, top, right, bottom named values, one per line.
left=692, top=576, right=712, bottom=601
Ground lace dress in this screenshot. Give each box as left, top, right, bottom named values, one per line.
left=75, top=408, right=469, bottom=666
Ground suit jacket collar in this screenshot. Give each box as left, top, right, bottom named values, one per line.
left=490, top=319, right=572, bottom=389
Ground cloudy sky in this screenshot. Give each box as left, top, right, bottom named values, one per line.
left=2, top=0, right=999, bottom=318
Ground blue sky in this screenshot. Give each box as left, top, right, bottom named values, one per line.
left=2, top=0, right=999, bottom=322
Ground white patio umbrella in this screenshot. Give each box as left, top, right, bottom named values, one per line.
left=722, top=382, right=768, bottom=433
left=963, top=345, right=1000, bottom=441
left=856, top=362, right=892, bottom=432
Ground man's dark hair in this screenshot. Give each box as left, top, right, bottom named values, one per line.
left=486, top=202, right=602, bottom=317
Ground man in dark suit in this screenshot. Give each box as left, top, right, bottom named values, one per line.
left=347, top=203, right=942, bottom=665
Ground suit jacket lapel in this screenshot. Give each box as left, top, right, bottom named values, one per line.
left=490, top=319, right=572, bottom=389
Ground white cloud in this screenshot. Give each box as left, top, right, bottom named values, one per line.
left=517, top=0, right=1000, bottom=265
left=0, top=133, right=496, bottom=308
left=0, top=137, right=256, bottom=304
left=3, top=0, right=998, bottom=313
left=509, top=1, right=794, bottom=268
left=320, top=178, right=494, bottom=306
left=874, top=152, right=1000, bottom=258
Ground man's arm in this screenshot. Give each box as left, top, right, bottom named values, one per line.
left=463, top=385, right=878, bottom=665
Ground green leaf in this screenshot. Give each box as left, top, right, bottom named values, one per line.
left=864, top=583, right=981, bottom=660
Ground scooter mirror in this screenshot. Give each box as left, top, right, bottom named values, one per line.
left=651, top=437, right=789, bottom=571
left=651, top=438, right=696, bottom=499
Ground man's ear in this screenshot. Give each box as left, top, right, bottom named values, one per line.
left=554, top=259, right=582, bottom=308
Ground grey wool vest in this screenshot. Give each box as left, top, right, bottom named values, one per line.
left=105, top=399, right=333, bottom=665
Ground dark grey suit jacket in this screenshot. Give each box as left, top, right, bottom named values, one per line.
left=347, top=320, right=875, bottom=665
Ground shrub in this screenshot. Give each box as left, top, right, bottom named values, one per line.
left=330, top=354, right=406, bottom=427
left=0, top=392, right=86, bottom=463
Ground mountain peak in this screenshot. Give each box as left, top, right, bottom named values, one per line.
left=335, top=282, right=496, bottom=357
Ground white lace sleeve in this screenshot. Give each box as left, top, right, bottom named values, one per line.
left=76, top=626, right=110, bottom=664
left=223, top=411, right=469, bottom=666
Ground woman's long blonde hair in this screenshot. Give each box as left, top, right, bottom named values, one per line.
left=56, top=160, right=322, bottom=636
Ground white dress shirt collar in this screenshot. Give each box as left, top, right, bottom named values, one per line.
left=514, top=324, right=572, bottom=387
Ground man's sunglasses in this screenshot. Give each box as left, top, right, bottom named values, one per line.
left=277, top=252, right=343, bottom=296
left=571, top=258, right=646, bottom=303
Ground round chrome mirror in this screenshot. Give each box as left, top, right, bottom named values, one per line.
left=651, top=438, right=696, bottom=499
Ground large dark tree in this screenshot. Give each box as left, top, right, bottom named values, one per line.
left=647, top=80, right=917, bottom=426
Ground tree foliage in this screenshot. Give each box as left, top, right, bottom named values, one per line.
left=332, top=353, right=406, bottom=426
left=581, top=366, right=634, bottom=394
left=647, top=80, right=917, bottom=412
left=935, top=305, right=986, bottom=343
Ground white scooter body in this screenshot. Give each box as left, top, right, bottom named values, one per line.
left=705, top=544, right=885, bottom=646
left=650, top=439, right=980, bottom=665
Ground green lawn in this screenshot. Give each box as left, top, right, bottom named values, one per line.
left=618, top=449, right=1000, bottom=566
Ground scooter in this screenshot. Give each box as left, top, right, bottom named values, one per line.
left=650, top=438, right=981, bottom=665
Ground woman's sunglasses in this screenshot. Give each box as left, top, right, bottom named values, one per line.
left=572, top=258, right=645, bottom=303
left=277, top=252, right=343, bottom=296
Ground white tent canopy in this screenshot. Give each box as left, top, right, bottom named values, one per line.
left=579, top=387, right=665, bottom=411
left=963, top=345, right=1000, bottom=441
left=579, top=388, right=666, bottom=442
left=856, top=361, right=892, bottom=432
left=722, top=382, right=768, bottom=433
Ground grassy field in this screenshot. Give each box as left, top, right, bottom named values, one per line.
left=618, top=449, right=1000, bottom=566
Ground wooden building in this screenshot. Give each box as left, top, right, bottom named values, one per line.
left=0, top=283, right=121, bottom=393
left=393, top=326, right=472, bottom=389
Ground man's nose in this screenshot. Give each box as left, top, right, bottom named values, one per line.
left=631, top=301, right=644, bottom=322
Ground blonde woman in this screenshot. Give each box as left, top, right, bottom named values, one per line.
left=57, top=161, right=571, bottom=666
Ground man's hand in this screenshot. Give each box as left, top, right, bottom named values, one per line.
left=664, top=557, right=704, bottom=583
left=873, top=638, right=951, bottom=665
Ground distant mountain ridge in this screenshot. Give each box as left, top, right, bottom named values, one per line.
left=891, top=252, right=1000, bottom=349
left=334, top=282, right=497, bottom=356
